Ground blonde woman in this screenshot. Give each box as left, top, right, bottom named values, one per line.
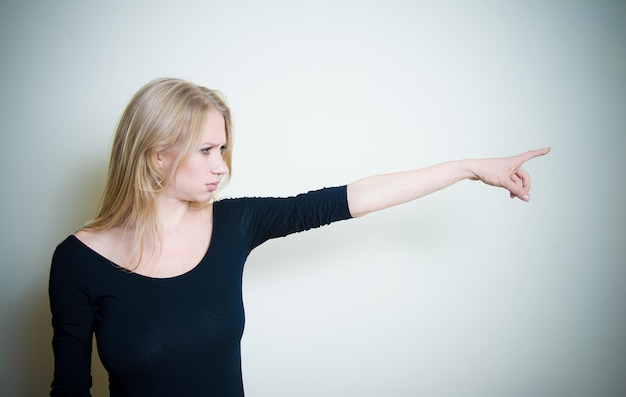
left=49, top=77, right=550, bottom=396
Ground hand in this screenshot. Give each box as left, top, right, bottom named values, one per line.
left=468, top=147, right=551, bottom=202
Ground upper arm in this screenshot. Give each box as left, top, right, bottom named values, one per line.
left=222, top=186, right=352, bottom=249
left=49, top=243, right=95, bottom=396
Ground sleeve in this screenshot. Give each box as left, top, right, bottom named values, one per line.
left=49, top=240, right=95, bottom=397
left=232, top=185, right=353, bottom=249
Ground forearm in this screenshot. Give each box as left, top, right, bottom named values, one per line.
left=347, top=160, right=475, bottom=217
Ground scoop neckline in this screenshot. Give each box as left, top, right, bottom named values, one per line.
left=69, top=234, right=214, bottom=281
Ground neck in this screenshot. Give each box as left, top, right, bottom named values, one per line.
left=155, top=196, right=196, bottom=232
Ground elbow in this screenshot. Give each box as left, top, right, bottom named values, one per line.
left=349, top=208, right=367, bottom=218
left=346, top=183, right=369, bottom=218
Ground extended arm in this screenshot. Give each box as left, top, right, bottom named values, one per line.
left=347, top=147, right=551, bottom=218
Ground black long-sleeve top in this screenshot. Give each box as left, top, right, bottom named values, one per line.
left=49, top=186, right=352, bottom=397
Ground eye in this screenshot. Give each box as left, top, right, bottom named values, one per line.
left=200, top=146, right=227, bottom=155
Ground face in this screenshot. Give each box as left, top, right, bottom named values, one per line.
left=158, top=108, right=228, bottom=203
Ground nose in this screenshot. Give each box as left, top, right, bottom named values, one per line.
left=211, top=152, right=228, bottom=175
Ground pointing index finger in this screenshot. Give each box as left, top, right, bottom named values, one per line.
left=519, top=147, right=551, bottom=164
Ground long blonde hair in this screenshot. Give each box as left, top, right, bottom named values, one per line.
left=82, top=77, right=233, bottom=265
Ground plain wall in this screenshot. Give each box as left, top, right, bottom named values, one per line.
left=1, top=0, right=625, bottom=396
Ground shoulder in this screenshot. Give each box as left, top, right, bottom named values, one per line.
left=72, top=227, right=129, bottom=265
left=51, top=231, right=122, bottom=289
left=213, top=196, right=258, bottom=215
left=50, top=235, right=94, bottom=291
left=74, top=228, right=113, bottom=248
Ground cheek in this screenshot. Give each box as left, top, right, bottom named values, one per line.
left=175, top=164, right=194, bottom=181
left=176, top=158, right=205, bottom=180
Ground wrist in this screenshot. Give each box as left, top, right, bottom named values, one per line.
left=459, top=159, right=479, bottom=180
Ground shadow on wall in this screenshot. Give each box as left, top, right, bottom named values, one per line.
left=18, top=157, right=110, bottom=396
left=19, top=286, right=54, bottom=397
left=19, top=292, right=109, bottom=397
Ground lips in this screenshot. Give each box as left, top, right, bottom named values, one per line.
left=206, top=182, right=220, bottom=191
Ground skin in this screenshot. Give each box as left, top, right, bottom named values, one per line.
left=76, top=108, right=228, bottom=278
left=77, top=107, right=550, bottom=277
left=347, top=147, right=551, bottom=218
left=156, top=108, right=229, bottom=208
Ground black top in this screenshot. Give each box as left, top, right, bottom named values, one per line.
left=49, top=186, right=352, bottom=397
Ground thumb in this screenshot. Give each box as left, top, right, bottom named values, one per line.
left=504, top=180, right=530, bottom=202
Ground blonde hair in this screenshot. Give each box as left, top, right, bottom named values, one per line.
left=82, top=77, right=233, bottom=266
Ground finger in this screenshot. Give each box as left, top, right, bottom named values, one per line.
left=510, top=173, right=522, bottom=199
left=510, top=173, right=521, bottom=185
left=516, top=167, right=531, bottom=193
left=510, top=173, right=521, bottom=190
left=517, top=147, right=551, bottom=164
left=503, top=178, right=530, bottom=202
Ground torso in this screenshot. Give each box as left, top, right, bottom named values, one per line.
left=50, top=186, right=352, bottom=396
left=74, top=204, right=214, bottom=278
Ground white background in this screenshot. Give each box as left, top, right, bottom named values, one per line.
left=1, top=1, right=625, bottom=396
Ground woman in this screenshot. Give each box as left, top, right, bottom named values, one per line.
left=49, top=77, right=550, bottom=396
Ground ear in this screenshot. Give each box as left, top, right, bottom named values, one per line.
left=153, top=149, right=176, bottom=171
left=156, top=148, right=167, bottom=162
left=153, top=151, right=165, bottom=170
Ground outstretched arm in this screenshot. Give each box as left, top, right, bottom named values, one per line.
left=347, top=147, right=551, bottom=218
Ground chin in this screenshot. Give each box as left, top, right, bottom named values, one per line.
left=185, top=192, right=214, bottom=203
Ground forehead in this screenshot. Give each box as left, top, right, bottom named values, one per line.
left=199, top=108, right=226, bottom=143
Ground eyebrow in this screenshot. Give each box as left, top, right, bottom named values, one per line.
left=200, top=140, right=227, bottom=146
